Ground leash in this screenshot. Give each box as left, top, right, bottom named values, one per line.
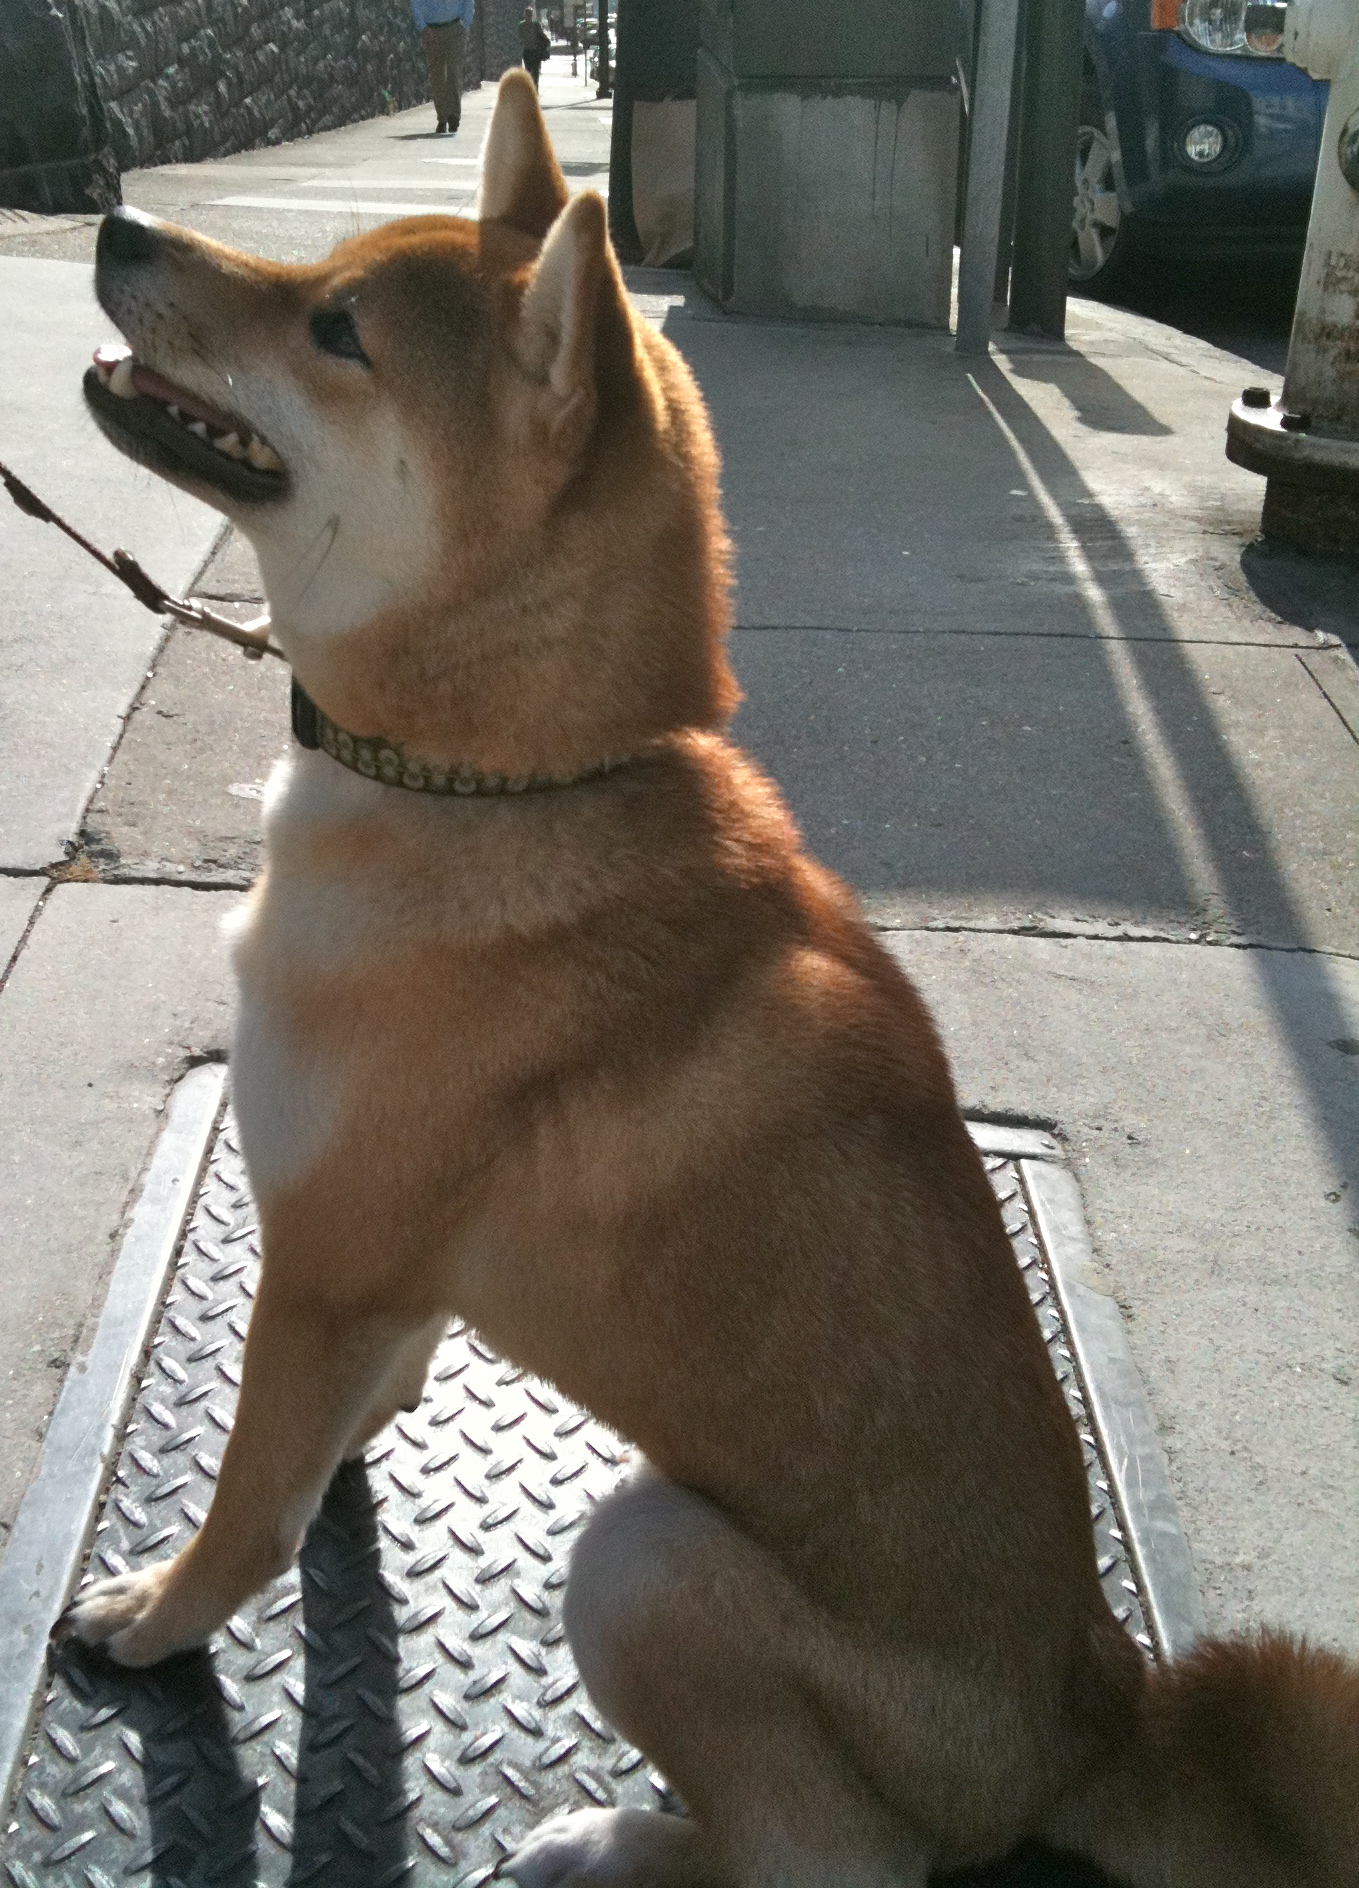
left=2, top=456, right=635, bottom=797
left=0, top=457, right=285, bottom=662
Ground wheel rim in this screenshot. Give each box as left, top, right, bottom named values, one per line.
left=1070, top=125, right=1122, bottom=281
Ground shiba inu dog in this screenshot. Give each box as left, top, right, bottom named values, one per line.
left=66, top=69, right=1357, bottom=1888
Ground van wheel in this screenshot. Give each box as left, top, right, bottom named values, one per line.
left=1069, top=88, right=1133, bottom=292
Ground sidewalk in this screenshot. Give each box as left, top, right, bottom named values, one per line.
left=0, top=80, right=1355, bottom=1665
left=658, top=279, right=1359, bottom=1646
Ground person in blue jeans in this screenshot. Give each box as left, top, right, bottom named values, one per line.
left=409, top=0, right=476, bottom=134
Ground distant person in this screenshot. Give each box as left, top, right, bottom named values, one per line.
left=410, top=0, right=476, bottom=135
left=519, top=6, right=551, bottom=91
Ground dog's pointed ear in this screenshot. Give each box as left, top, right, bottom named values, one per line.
left=517, top=191, right=615, bottom=459
left=479, top=69, right=569, bottom=239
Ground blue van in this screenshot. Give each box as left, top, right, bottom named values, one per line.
left=1073, top=0, right=1327, bottom=287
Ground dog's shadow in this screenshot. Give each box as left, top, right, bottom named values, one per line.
left=937, top=1846, right=1120, bottom=1887
left=50, top=1461, right=1121, bottom=1888
left=54, top=1463, right=407, bottom=1888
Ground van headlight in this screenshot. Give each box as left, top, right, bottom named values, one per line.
left=1152, top=0, right=1286, bottom=56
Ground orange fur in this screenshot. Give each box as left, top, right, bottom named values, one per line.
left=1048, top=1633, right=1359, bottom=1886
left=67, top=69, right=1358, bottom=1888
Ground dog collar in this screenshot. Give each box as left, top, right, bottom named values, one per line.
left=291, top=679, right=630, bottom=796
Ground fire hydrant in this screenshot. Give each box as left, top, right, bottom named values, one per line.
left=1227, top=0, right=1359, bottom=552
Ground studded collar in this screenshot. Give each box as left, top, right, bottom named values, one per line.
left=290, top=679, right=632, bottom=797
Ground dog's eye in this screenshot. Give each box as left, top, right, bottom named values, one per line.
left=310, top=307, right=371, bottom=366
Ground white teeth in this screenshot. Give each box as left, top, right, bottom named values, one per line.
left=96, top=356, right=279, bottom=472
left=245, top=438, right=281, bottom=471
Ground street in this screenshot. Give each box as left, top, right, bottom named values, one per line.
left=0, top=61, right=611, bottom=266
left=0, top=51, right=1356, bottom=1692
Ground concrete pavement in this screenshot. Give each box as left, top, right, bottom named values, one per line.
left=0, top=259, right=221, bottom=867
left=0, top=61, right=611, bottom=267
left=0, top=885, right=234, bottom=1528
left=892, top=931, right=1357, bottom=1643
left=0, top=72, right=1355, bottom=1659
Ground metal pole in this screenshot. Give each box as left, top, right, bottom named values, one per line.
left=596, top=0, right=612, bottom=96
left=1008, top=0, right=1084, bottom=337
left=992, top=23, right=1027, bottom=303
left=607, top=0, right=640, bottom=258
left=956, top=0, right=1024, bottom=356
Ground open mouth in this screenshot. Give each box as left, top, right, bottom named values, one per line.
left=84, top=343, right=288, bottom=505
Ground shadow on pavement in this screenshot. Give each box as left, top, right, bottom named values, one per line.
left=1083, top=253, right=1301, bottom=379
left=288, top=1463, right=408, bottom=1887
left=1240, top=539, right=1359, bottom=659
left=1084, top=254, right=1359, bottom=662
left=665, top=314, right=1219, bottom=937
left=48, top=1465, right=406, bottom=1888
left=50, top=1641, right=267, bottom=1886
left=661, top=300, right=1357, bottom=1238
left=1000, top=348, right=1172, bottom=438
left=939, top=1841, right=1125, bottom=1887
left=973, top=359, right=1358, bottom=1201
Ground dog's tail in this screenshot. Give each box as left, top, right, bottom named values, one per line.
left=1045, top=1630, right=1359, bottom=1888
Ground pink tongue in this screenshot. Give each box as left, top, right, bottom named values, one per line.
left=130, top=363, right=230, bottom=429
left=91, top=344, right=233, bottom=430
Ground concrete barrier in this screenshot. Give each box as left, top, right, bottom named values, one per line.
left=694, top=0, right=961, bottom=327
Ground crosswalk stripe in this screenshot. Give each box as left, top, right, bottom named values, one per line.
left=210, top=195, right=477, bottom=217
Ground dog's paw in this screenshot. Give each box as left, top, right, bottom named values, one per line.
left=503, top=1810, right=695, bottom=1888
left=503, top=1813, right=629, bottom=1888
left=55, top=1564, right=204, bottom=1668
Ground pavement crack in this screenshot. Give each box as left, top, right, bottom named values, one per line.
left=873, top=916, right=1358, bottom=961
left=732, top=623, right=1343, bottom=650
left=2, top=859, right=251, bottom=894
left=1297, top=652, right=1359, bottom=748
left=0, top=881, right=54, bottom=996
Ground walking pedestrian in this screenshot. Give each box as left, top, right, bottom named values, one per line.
left=409, top=0, right=475, bottom=135
left=518, top=6, right=552, bottom=92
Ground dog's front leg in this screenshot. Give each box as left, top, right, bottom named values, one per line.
left=61, top=1271, right=420, bottom=1666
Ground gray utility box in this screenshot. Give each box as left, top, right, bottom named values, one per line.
left=695, top=0, right=961, bottom=326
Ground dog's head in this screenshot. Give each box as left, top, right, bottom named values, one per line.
left=87, top=71, right=736, bottom=773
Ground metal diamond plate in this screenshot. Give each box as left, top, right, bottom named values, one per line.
left=981, top=1155, right=1152, bottom=1656
left=2, top=1128, right=1148, bottom=1887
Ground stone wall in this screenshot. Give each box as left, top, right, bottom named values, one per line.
left=68, top=0, right=519, bottom=172
left=0, top=0, right=120, bottom=211
left=478, top=0, right=519, bottom=86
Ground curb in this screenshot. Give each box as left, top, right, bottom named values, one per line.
left=965, top=1120, right=1206, bottom=1661
left=1022, top=1158, right=1206, bottom=1659
left=0, top=1063, right=226, bottom=1817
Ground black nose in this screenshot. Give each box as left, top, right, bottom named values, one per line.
left=97, top=206, right=164, bottom=267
